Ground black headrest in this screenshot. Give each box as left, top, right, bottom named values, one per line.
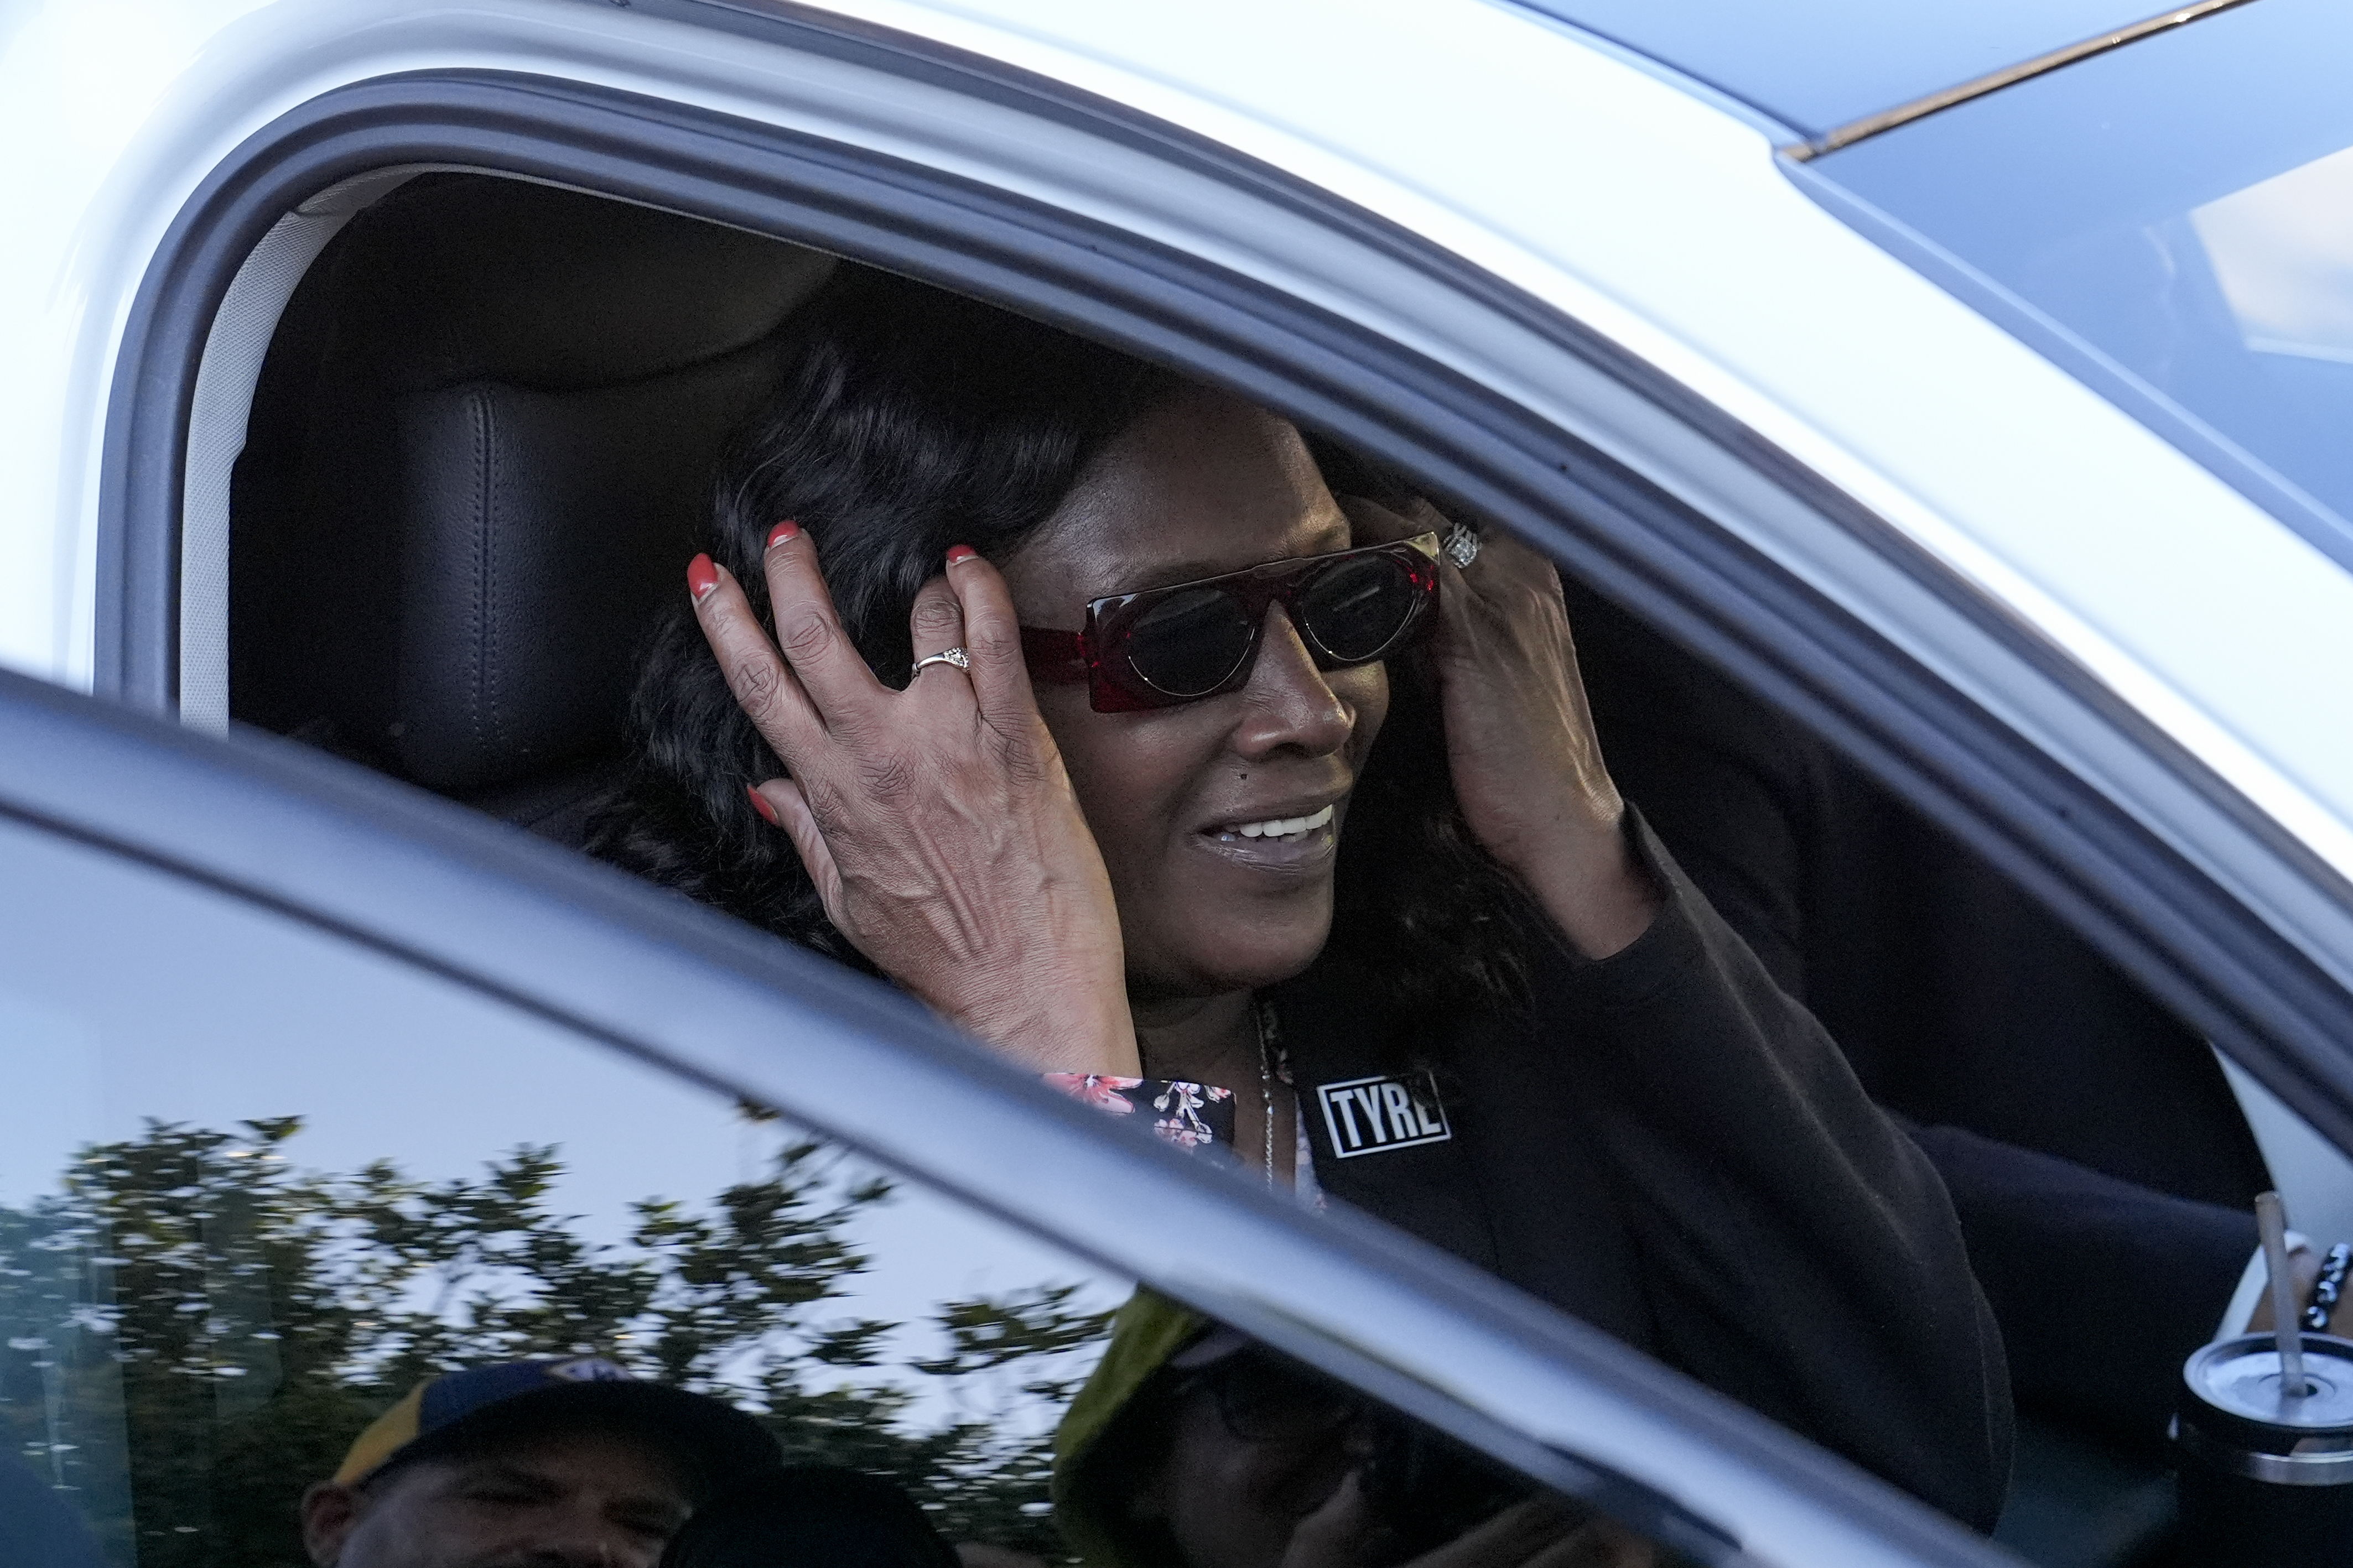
left=331, top=175, right=834, bottom=393
left=389, top=350, right=781, bottom=793
left=233, top=174, right=835, bottom=798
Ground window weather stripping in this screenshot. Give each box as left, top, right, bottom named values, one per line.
left=1781, top=0, right=2257, bottom=161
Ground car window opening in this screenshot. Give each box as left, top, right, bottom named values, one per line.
left=207, top=170, right=2318, bottom=1568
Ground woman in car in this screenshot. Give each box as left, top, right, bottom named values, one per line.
left=590, top=268, right=2009, bottom=1528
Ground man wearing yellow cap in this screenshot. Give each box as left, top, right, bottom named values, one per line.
left=299, top=1356, right=776, bottom=1567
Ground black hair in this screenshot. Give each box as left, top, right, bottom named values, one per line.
left=657, top=1465, right=958, bottom=1568
left=588, top=266, right=1536, bottom=1029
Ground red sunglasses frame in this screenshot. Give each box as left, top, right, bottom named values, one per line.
left=1019, top=533, right=1442, bottom=712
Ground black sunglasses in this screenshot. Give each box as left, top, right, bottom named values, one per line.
left=1020, top=533, right=1442, bottom=712
left=1181, top=1353, right=1372, bottom=1446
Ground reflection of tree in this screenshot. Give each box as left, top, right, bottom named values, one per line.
left=0, top=1120, right=1109, bottom=1566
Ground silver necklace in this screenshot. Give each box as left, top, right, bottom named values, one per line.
left=1254, top=999, right=1277, bottom=1191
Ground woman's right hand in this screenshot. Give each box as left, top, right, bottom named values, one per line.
left=689, top=523, right=1139, bottom=1077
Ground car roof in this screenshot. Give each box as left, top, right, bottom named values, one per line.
left=1502, top=0, right=2201, bottom=137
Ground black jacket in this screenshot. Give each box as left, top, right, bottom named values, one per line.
left=1273, top=814, right=2014, bottom=1530
left=1561, top=577, right=2264, bottom=1451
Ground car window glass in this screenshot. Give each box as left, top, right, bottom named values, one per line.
left=0, top=812, right=1109, bottom=1564
left=0, top=812, right=1685, bottom=1568
left=1811, top=0, right=2353, bottom=541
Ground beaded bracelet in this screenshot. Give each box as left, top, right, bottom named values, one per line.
left=2302, top=1242, right=2352, bottom=1333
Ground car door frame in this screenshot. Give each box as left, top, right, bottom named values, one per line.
left=92, top=11, right=2353, bottom=1163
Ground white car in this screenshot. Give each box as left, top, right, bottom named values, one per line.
left=6, top=3, right=2353, bottom=1566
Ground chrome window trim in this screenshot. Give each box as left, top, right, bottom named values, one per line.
left=1777, top=0, right=2259, bottom=160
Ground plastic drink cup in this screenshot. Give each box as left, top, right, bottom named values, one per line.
left=2175, top=1332, right=2353, bottom=1565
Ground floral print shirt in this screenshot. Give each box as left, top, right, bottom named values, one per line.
left=1044, top=1043, right=1322, bottom=1206
left=1041, top=1075, right=1235, bottom=1149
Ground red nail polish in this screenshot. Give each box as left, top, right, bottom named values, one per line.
left=745, top=785, right=779, bottom=825
left=767, top=520, right=799, bottom=550
left=946, top=544, right=977, bottom=566
left=687, top=554, right=719, bottom=600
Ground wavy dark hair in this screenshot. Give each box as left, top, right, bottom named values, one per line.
left=588, top=266, right=1535, bottom=1023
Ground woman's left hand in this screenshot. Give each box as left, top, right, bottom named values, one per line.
left=1341, top=497, right=1659, bottom=958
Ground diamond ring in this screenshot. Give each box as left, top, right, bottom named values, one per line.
left=1441, top=522, right=1482, bottom=570
left=911, top=646, right=972, bottom=676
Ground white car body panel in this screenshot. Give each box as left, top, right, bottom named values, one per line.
left=5, top=0, right=2351, bottom=904
left=4, top=1, right=2352, bottom=1558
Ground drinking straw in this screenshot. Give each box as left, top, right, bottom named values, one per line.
left=2258, top=1191, right=2310, bottom=1399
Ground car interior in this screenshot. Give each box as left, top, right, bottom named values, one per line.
left=201, top=169, right=2345, bottom=1567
